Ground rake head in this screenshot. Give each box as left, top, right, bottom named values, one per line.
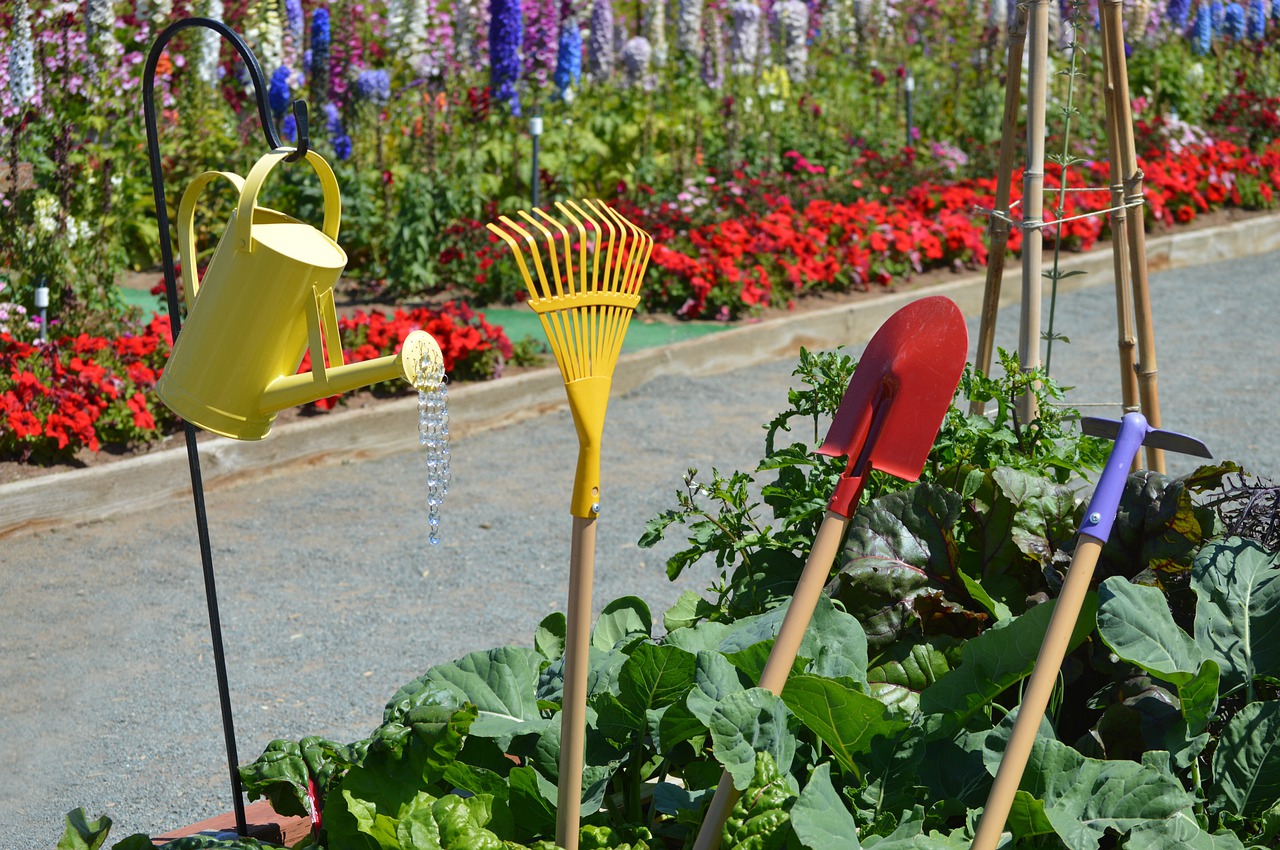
left=487, top=200, right=653, bottom=517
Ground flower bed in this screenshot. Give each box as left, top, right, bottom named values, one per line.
left=0, top=302, right=511, bottom=461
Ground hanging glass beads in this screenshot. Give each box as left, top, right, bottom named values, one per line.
left=415, top=351, right=450, bottom=545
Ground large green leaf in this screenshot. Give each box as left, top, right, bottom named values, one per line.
left=592, top=596, right=653, bottom=651
left=781, top=674, right=910, bottom=779
left=1210, top=700, right=1280, bottom=820
left=616, top=641, right=698, bottom=724
left=421, top=647, right=548, bottom=746
left=708, top=687, right=798, bottom=791
left=867, top=638, right=964, bottom=714
left=920, top=594, right=1098, bottom=726
left=1123, top=811, right=1249, bottom=849
left=791, top=763, right=861, bottom=849
left=1192, top=537, right=1280, bottom=693
left=686, top=650, right=748, bottom=726
left=1097, top=577, right=1204, bottom=686
left=238, top=736, right=346, bottom=819
left=534, top=612, right=566, bottom=661
left=988, top=731, right=1194, bottom=850
left=530, top=711, right=622, bottom=815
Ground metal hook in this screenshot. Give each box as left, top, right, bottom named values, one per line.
left=285, top=100, right=310, bottom=162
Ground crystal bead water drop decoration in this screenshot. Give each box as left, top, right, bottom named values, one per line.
left=415, top=353, right=450, bottom=545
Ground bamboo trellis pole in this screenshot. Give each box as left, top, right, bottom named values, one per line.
left=1016, top=0, right=1052, bottom=426
left=1100, top=0, right=1165, bottom=472
left=971, top=4, right=1028, bottom=414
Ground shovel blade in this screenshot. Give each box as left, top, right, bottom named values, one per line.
left=817, top=296, right=969, bottom=481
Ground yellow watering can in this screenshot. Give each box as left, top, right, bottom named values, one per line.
left=157, top=147, right=439, bottom=440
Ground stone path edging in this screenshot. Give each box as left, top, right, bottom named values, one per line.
left=4, top=213, right=1278, bottom=538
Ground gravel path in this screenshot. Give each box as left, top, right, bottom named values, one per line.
left=3, top=250, right=1276, bottom=848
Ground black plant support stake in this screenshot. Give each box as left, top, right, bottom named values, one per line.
left=142, top=17, right=300, bottom=836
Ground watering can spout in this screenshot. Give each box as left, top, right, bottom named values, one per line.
left=259, top=329, right=440, bottom=416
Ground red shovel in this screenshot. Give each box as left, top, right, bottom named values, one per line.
left=693, top=296, right=970, bottom=850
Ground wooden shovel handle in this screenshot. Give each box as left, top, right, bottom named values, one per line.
left=969, top=536, right=1104, bottom=850
left=693, top=512, right=852, bottom=850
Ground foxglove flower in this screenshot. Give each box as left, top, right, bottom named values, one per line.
left=1247, top=0, right=1266, bottom=36
left=355, top=68, right=391, bottom=103
left=1192, top=2, right=1212, bottom=52
left=490, top=0, right=524, bottom=113
left=404, top=0, right=455, bottom=79
left=728, top=0, right=761, bottom=74
left=324, top=102, right=351, bottom=160
left=701, top=9, right=724, bottom=89
left=8, top=0, right=36, bottom=106
left=586, top=0, right=613, bottom=79
left=645, top=0, right=668, bottom=67
left=554, top=16, right=582, bottom=95
left=776, top=0, right=808, bottom=83
left=620, top=35, right=652, bottom=88
left=677, top=0, right=703, bottom=58
left=311, top=7, right=331, bottom=105
left=269, top=65, right=292, bottom=116
left=249, top=0, right=285, bottom=77
left=454, top=0, right=487, bottom=69
left=1224, top=1, right=1245, bottom=37
left=1166, top=0, right=1192, bottom=29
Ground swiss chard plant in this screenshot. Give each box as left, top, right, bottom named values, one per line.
left=67, top=349, right=1280, bottom=850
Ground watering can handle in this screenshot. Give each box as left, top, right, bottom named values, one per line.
left=234, top=147, right=342, bottom=252
left=177, top=170, right=247, bottom=303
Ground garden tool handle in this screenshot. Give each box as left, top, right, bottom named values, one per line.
left=176, top=170, right=246, bottom=303
left=557, top=515, right=597, bottom=850
left=692, top=512, right=854, bottom=850
left=234, top=148, right=342, bottom=252
left=970, top=414, right=1148, bottom=850
left=565, top=375, right=612, bottom=518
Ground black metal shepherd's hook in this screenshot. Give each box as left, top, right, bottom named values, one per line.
left=142, top=17, right=310, bottom=837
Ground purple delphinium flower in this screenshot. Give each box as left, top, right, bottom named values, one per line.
left=1166, top=0, right=1192, bottom=29
left=1247, top=0, right=1266, bottom=37
left=1211, top=0, right=1225, bottom=33
left=282, top=111, right=297, bottom=142
left=310, top=7, right=331, bottom=105
left=355, top=68, right=391, bottom=103
left=522, top=0, right=558, bottom=88
left=1192, top=2, right=1212, bottom=52
left=1224, top=2, right=1245, bottom=38
left=324, top=102, right=351, bottom=160
left=286, top=0, right=304, bottom=38
left=489, top=0, right=524, bottom=114
left=553, top=16, right=582, bottom=95
left=586, top=0, right=613, bottom=79
left=269, top=65, right=292, bottom=115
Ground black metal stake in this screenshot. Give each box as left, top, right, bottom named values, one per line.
left=905, top=70, right=915, bottom=148
left=142, top=18, right=295, bottom=836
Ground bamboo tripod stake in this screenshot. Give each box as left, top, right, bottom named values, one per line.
left=487, top=202, right=652, bottom=850
left=1100, top=0, right=1165, bottom=472
left=972, top=1, right=1165, bottom=464
left=1016, top=0, right=1051, bottom=426
left=971, top=5, right=1027, bottom=414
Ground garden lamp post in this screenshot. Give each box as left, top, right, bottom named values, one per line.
left=531, top=108, right=543, bottom=208
left=35, top=277, right=48, bottom=342
left=905, top=69, right=915, bottom=147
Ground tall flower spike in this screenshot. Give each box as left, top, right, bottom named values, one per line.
left=586, top=0, right=614, bottom=80
left=1192, top=1, right=1212, bottom=52
left=490, top=0, right=524, bottom=113
left=1224, top=1, right=1247, bottom=36
left=727, top=0, right=761, bottom=75
left=8, top=0, right=36, bottom=106
left=701, top=7, right=724, bottom=89
left=269, top=65, right=292, bottom=116
left=1247, top=0, right=1266, bottom=37
left=311, top=7, right=331, bottom=106
left=645, top=0, right=668, bottom=67
left=522, top=0, right=559, bottom=88
left=620, top=35, right=653, bottom=88
left=87, top=0, right=115, bottom=45
left=1167, top=0, right=1192, bottom=30
left=776, top=0, right=808, bottom=83
left=677, top=0, right=703, bottom=58
left=197, top=0, right=225, bottom=84
left=554, top=15, right=582, bottom=96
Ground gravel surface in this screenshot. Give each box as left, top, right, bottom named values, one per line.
left=3, top=250, right=1276, bottom=848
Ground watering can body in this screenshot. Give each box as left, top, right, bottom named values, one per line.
left=158, top=149, right=436, bottom=440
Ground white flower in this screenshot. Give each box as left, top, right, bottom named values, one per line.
left=8, top=0, right=36, bottom=105
left=728, top=0, right=761, bottom=74
left=197, top=0, right=225, bottom=84
left=677, top=0, right=703, bottom=58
